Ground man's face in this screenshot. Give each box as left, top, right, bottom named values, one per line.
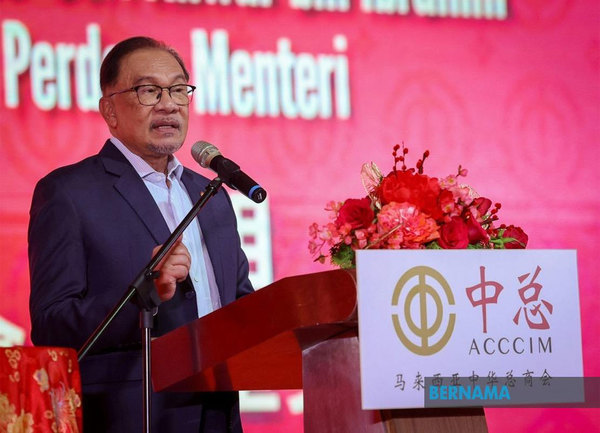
left=100, top=48, right=189, bottom=167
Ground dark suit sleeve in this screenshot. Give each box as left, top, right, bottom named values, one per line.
left=28, top=173, right=137, bottom=350
left=235, top=246, right=254, bottom=300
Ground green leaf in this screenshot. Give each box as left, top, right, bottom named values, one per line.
left=331, top=243, right=356, bottom=269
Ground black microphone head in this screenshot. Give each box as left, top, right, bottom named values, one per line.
left=191, top=141, right=221, bottom=168
left=190, top=141, right=267, bottom=203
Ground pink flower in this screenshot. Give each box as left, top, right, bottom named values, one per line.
left=440, top=175, right=474, bottom=204
left=324, top=200, right=342, bottom=212
left=439, top=174, right=458, bottom=189
left=376, top=202, right=439, bottom=249
left=308, top=222, right=319, bottom=239
left=354, top=229, right=369, bottom=249
left=308, top=221, right=342, bottom=258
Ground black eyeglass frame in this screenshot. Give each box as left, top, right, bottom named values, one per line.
left=106, top=84, right=196, bottom=106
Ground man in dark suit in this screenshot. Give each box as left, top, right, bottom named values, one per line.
left=28, top=36, right=253, bottom=432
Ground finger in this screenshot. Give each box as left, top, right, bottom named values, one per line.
left=168, top=244, right=191, bottom=264
left=152, top=236, right=185, bottom=270
left=155, top=278, right=177, bottom=301
left=161, top=263, right=190, bottom=282
left=161, top=250, right=191, bottom=273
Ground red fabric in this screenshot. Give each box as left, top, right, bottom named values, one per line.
left=0, top=346, right=82, bottom=433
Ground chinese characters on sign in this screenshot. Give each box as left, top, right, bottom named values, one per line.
left=466, top=265, right=553, bottom=333
left=513, top=266, right=554, bottom=329
left=393, top=369, right=554, bottom=392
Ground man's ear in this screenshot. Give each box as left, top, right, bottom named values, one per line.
left=99, top=97, right=117, bottom=128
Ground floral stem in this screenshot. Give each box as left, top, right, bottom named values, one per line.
left=364, top=223, right=404, bottom=249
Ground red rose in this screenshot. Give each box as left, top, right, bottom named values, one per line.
left=335, top=198, right=374, bottom=229
left=379, top=171, right=444, bottom=219
left=502, top=225, right=528, bottom=249
left=439, top=216, right=469, bottom=249
left=466, top=216, right=489, bottom=245
left=472, top=197, right=492, bottom=216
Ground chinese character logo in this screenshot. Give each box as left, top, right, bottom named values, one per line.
left=465, top=266, right=504, bottom=333
left=391, top=266, right=456, bottom=356
left=513, top=266, right=553, bottom=329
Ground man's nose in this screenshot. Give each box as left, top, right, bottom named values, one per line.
left=154, top=88, right=179, bottom=110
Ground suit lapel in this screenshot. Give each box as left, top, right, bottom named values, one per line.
left=99, top=141, right=171, bottom=245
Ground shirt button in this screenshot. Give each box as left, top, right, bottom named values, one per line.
left=185, top=291, right=196, bottom=299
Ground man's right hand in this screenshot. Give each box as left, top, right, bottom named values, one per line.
left=152, top=237, right=191, bottom=302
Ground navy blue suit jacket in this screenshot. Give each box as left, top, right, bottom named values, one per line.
left=28, top=140, right=254, bottom=432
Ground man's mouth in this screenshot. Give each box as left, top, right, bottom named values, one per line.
left=151, top=119, right=180, bottom=131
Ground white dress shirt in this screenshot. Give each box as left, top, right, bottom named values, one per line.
left=111, top=137, right=221, bottom=317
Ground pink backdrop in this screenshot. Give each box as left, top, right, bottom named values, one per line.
left=1, top=0, right=599, bottom=431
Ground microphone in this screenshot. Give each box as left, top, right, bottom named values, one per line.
left=191, top=141, right=267, bottom=203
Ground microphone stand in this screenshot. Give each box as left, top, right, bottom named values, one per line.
left=77, top=177, right=224, bottom=433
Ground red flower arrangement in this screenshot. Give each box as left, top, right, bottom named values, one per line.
left=308, top=145, right=528, bottom=269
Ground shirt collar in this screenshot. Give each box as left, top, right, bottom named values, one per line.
left=110, top=137, right=184, bottom=180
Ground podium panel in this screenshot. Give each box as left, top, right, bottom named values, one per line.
left=152, top=270, right=487, bottom=433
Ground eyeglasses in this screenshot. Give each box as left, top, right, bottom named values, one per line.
left=107, top=84, right=196, bottom=106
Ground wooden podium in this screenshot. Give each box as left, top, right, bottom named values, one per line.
left=152, top=269, right=488, bottom=433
